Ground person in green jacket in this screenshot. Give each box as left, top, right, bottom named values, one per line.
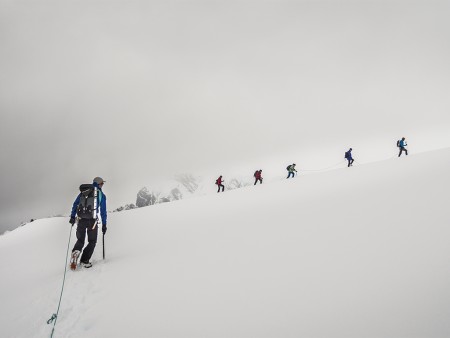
left=286, top=164, right=297, bottom=178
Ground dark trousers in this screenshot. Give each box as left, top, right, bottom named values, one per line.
left=398, top=147, right=408, bottom=157
left=217, top=184, right=224, bottom=192
left=347, top=159, right=354, bottom=167
left=73, top=218, right=98, bottom=263
left=254, top=178, right=263, bottom=185
left=287, top=172, right=295, bottom=178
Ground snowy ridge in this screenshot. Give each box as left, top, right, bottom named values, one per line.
left=1, top=149, right=450, bottom=338
left=125, top=173, right=256, bottom=210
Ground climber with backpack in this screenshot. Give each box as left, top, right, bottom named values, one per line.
left=254, top=169, right=263, bottom=185
left=69, top=177, right=107, bottom=269
left=286, top=164, right=297, bottom=178
left=397, top=137, right=408, bottom=157
left=345, top=148, right=354, bottom=167
left=215, top=175, right=225, bottom=193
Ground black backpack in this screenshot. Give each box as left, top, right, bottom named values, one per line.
left=396, top=140, right=400, bottom=147
left=286, top=165, right=291, bottom=171
left=76, top=184, right=97, bottom=219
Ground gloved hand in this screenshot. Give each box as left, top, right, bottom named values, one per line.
left=69, top=218, right=76, bottom=226
left=102, top=224, right=107, bottom=234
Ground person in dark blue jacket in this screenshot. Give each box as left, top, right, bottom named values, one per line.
left=398, top=137, right=408, bottom=157
left=345, top=148, right=354, bottom=167
left=69, top=177, right=107, bottom=268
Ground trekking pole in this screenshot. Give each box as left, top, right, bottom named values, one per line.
left=103, top=233, right=105, bottom=260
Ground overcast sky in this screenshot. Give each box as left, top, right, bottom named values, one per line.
left=1, top=0, right=449, bottom=233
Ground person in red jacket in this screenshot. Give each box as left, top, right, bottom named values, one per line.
left=215, top=175, right=224, bottom=193
left=254, top=169, right=263, bottom=185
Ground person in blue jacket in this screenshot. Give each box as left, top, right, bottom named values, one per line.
left=345, top=148, right=354, bottom=167
left=69, top=177, right=107, bottom=268
left=398, top=137, right=408, bottom=157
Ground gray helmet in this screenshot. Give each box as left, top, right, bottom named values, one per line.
left=93, top=177, right=106, bottom=185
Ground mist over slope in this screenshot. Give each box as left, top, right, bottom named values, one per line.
left=1, top=149, right=449, bottom=338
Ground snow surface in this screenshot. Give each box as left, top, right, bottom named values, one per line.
left=1, top=149, right=450, bottom=338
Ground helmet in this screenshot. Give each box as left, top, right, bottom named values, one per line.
left=93, top=177, right=106, bottom=185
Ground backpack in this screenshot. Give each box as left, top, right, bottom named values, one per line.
left=254, top=171, right=258, bottom=178
left=76, top=184, right=98, bottom=219
left=286, top=165, right=291, bottom=171
left=215, top=179, right=219, bottom=185
left=397, top=140, right=400, bottom=147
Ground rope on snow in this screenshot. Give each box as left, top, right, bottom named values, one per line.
left=47, top=224, right=73, bottom=338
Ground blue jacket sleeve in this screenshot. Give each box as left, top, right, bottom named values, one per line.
left=71, top=194, right=81, bottom=218
left=100, top=194, right=107, bottom=225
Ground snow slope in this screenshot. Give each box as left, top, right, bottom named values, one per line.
left=1, top=149, right=450, bottom=338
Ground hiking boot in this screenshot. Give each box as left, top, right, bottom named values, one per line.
left=70, top=250, right=81, bottom=270
left=81, top=261, right=92, bottom=268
